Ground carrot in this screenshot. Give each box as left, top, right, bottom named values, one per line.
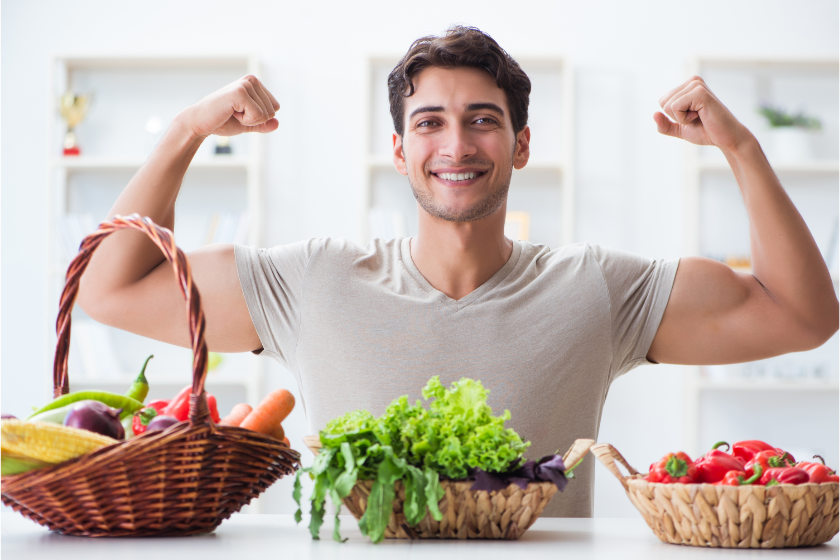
left=240, top=389, right=295, bottom=435
left=269, top=423, right=285, bottom=441
left=219, top=403, right=252, bottom=427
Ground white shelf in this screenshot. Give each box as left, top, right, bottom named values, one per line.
left=699, top=159, right=839, bottom=174
left=52, top=156, right=252, bottom=170
left=698, top=380, right=840, bottom=391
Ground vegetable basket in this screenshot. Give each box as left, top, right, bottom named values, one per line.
left=591, top=442, right=839, bottom=548
left=304, top=435, right=594, bottom=540
left=1, top=214, right=300, bottom=536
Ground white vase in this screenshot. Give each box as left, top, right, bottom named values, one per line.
left=768, top=127, right=814, bottom=163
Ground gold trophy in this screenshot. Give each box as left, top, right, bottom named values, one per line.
left=58, top=91, right=92, bottom=156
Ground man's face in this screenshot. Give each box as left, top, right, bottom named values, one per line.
left=392, top=66, right=530, bottom=223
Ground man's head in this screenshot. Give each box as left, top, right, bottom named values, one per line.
left=389, top=26, right=532, bottom=223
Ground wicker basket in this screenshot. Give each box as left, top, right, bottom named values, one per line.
left=1, top=214, right=300, bottom=536
left=591, top=442, right=839, bottom=548
left=303, top=434, right=594, bottom=540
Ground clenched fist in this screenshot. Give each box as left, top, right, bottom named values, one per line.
left=654, top=76, right=753, bottom=152
left=180, top=75, right=280, bottom=139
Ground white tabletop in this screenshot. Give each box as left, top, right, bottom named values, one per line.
left=2, top=512, right=837, bottom=559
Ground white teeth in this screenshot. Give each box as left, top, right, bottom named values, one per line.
left=439, top=172, right=477, bottom=181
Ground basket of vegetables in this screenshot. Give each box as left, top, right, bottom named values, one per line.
left=295, top=376, right=594, bottom=543
left=1, top=214, right=300, bottom=536
left=591, top=440, right=839, bottom=548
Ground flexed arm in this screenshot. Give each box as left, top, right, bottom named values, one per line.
left=648, top=77, right=838, bottom=364
left=77, top=76, right=279, bottom=352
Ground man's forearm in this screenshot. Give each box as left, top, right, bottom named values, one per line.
left=79, top=114, right=204, bottom=302
left=722, top=136, right=839, bottom=338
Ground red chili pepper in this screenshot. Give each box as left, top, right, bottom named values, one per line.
left=760, top=467, right=810, bottom=486
left=716, top=465, right=763, bottom=486
left=695, top=442, right=746, bottom=483
left=646, top=452, right=697, bottom=484
left=162, top=385, right=220, bottom=422
left=131, top=399, right=170, bottom=435
left=745, top=450, right=796, bottom=478
left=163, top=385, right=191, bottom=421
left=797, top=455, right=836, bottom=483
left=206, top=393, right=221, bottom=423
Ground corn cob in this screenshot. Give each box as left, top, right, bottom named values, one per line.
left=1, top=419, right=117, bottom=466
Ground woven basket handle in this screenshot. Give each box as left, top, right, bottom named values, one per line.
left=590, top=443, right=641, bottom=491
left=562, top=438, right=595, bottom=472
left=53, top=214, right=212, bottom=425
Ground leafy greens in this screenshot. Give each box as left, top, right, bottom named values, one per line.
left=293, top=376, right=529, bottom=543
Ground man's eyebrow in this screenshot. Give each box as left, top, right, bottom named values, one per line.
left=408, top=103, right=506, bottom=120
left=409, top=105, right=444, bottom=119
left=466, top=102, right=505, bottom=115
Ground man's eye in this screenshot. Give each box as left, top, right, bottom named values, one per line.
left=417, top=120, right=438, bottom=128
left=475, top=117, right=497, bottom=125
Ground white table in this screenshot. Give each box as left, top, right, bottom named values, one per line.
left=2, top=512, right=837, bottom=559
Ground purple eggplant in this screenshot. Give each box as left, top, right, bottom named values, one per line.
left=64, top=400, right=125, bottom=439
left=146, top=415, right=180, bottom=432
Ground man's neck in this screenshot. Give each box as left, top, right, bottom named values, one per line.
left=409, top=206, right=513, bottom=301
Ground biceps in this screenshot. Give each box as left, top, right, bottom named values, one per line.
left=99, top=244, right=259, bottom=352
left=647, top=257, right=807, bottom=365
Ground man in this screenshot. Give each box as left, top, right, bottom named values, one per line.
left=78, top=27, right=838, bottom=517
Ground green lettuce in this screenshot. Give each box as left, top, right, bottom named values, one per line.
left=294, top=376, right=529, bottom=543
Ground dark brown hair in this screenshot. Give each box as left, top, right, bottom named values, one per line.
left=388, top=26, right=531, bottom=137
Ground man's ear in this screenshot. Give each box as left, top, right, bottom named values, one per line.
left=513, top=125, right=531, bottom=170
left=392, top=132, right=408, bottom=176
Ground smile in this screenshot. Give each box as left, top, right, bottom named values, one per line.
left=433, top=171, right=484, bottom=182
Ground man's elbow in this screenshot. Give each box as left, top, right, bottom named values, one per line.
left=76, top=278, right=116, bottom=326
left=796, top=297, right=839, bottom=351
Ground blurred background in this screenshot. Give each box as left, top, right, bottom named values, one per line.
left=1, top=0, right=837, bottom=516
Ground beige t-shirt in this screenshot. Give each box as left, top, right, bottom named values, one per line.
left=235, top=238, right=679, bottom=517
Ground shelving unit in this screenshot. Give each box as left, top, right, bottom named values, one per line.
left=46, top=56, right=265, bottom=419
left=362, top=57, right=574, bottom=247
left=681, top=57, right=839, bottom=457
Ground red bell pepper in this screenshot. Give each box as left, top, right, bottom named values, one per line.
left=760, top=467, right=810, bottom=486
left=695, top=442, right=746, bottom=483
left=797, top=455, right=837, bottom=484
left=646, top=452, right=697, bottom=484
left=132, top=399, right=170, bottom=435
left=716, top=465, right=763, bottom=486
left=827, top=475, right=839, bottom=483
left=732, top=440, right=774, bottom=463
left=163, top=385, right=220, bottom=423
left=745, top=449, right=796, bottom=478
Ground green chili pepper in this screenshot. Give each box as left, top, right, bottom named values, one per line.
left=125, top=355, right=153, bottom=403
left=28, top=403, right=75, bottom=424
left=27, top=391, right=143, bottom=421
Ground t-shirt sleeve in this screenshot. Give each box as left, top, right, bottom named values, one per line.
left=234, top=239, right=321, bottom=368
left=588, top=244, right=679, bottom=380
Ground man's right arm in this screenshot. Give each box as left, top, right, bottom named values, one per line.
left=77, top=76, right=280, bottom=353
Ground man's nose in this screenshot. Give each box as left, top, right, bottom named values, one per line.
left=438, top=124, right=476, bottom=161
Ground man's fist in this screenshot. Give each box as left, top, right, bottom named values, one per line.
left=654, top=76, right=752, bottom=152
left=181, top=75, right=280, bottom=139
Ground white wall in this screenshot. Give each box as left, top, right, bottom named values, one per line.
left=2, top=0, right=838, bottom=518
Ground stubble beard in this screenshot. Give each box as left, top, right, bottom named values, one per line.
left=406, top=154, right=513, bottom=223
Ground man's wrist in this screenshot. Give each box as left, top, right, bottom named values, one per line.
left=720, top=130, right=762, bottom=163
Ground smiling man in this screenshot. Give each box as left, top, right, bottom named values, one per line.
left=78, top=26, right=838, bottom=517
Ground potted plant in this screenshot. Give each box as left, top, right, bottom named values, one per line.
left=757, top=103, right=822, bottom=163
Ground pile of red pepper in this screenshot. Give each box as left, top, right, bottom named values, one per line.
left=131, top=385, right=221, bottom=435
left=645, top=440, right=839, bottom=486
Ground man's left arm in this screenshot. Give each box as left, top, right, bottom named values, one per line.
left=647, top=76, right=839, bottom=365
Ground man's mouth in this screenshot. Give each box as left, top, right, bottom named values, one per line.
left=432, top=171, right=485, bottom=182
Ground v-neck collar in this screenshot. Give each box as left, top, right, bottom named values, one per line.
left=399, top=237, right=523, bottom=311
